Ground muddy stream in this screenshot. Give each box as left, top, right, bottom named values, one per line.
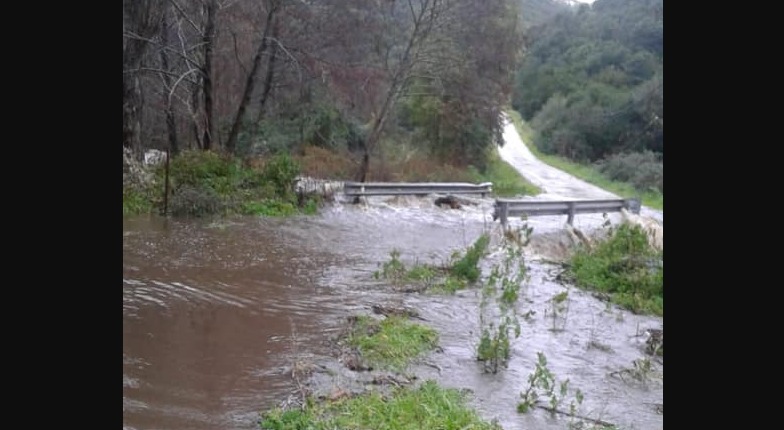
left=123, top=118, right=663, bottom=430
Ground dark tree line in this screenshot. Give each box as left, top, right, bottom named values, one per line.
left=122, top=0, right=523, bottom=179
left=513, top=0, right=663, bottom=165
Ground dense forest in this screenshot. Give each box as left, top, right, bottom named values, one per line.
left=123, top=0, right=663, bottom=213
left=123, top=0, right=522, bottom=182
left=513, top=0, right=663, bottom=195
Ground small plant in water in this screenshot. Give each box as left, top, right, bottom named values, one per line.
left=374, top=249, right=407, bottom=286
left=609, top=357, right=660, bottom=387
left=374, top=238, right=487, bottom=294
left=476, top=224, right=531, bottom=373
left=519, top=352, right=585, bottom=425
left=547, top=290, right=571, bottom=332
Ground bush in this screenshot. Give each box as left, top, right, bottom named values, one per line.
left=597, top=151, right=663, bottom=194
left=137, top=149, right=306, bottom=218
left=568, top=223, right=663, bottom=315
left=261, top=153, right=300, bottom=200
left=165, top=150, right=233, bottom=189
left=168, top=185, right=224, bottom=217
left=451, top=234, right=490, bottom=282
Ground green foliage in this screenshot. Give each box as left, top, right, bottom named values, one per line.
left=468, top=149, right=541, bottom=197
left=168, top=184, right=224, bottom=217
left=375, top=236, right=491, bottom=294
left=512, top=0, right=663, bottom=182
left=128, top=149, right=315, bottom=218
left=241, top=199, right=298, bottom=217
left=300, top=197, right=320, bottom=215
left=374, top=249, right=408, bottom=287
left=431, top=276, right=467, bottom=294
left=476, top=226, right=531, bottom=373
left=506, top=110, right=663, bottom=209
left=123, top=187, right=154, bottom=216
left=261, top=153, right=300, bottom=201
left=548, top=290, right=571, bottom=332
left=450, top=234, right=490, bottom=282
left=166, top=150, right=234, bottom=189
left=597, top=151, right=663, bottom=194
left=259, top=381, right=502, bottom=430
left=610, top=357, right=661, bottom=387
left=518, top=352, right=584, bottom=421
left=347, top=316, right=439, bottom=371
left=568, top=223, right=663, bottom=316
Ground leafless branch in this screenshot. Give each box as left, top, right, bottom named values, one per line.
left=232, top=32, right=249, bottom=76
left=168, top=0, right=202, bottom=34
left=169, top=68, right=202, bottom=103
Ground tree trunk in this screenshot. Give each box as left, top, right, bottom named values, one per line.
left=225, top=1, right=279, bottom=153
left=160, top=11, right=179, bottom=154
left=190, top=76, right=203, bottom=149
left=254, top=22, right=280, bottom=125
left=352, top=0, right=434, bottom=182
left=357, top=151, right=370, bottom=182
left=202, top=0, right=217, bottom=151
left=122, top=0, right=162, bottom=157
left=122, top=73, right=142, bottom=156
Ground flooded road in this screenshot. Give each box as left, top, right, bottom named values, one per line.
left=123, top=119, right=663, bottom=430
left=497, top=114, right=663, bottom=226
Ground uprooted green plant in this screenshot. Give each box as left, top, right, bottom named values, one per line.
left=476, top=225, right=531, bottom=373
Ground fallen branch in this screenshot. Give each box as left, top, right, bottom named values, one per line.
left=421, top=361, right=442, bottom=375
left=534, top=403, right=616, bottom=427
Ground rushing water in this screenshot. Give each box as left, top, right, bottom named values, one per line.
left=123, top=121, right=663, bottom=430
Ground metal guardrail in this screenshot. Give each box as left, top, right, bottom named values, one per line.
left=493, top=198, right=641, bottom=226
left=343, top=182, right=493, bottom=198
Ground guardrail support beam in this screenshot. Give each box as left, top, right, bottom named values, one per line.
left=566, top=202, right=576, bottom=225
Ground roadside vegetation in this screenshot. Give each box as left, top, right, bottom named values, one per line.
left=509, top=0, right=663, bottom=210
left=259, top=380, right=501, bottom=430
left=469, top=149, right=541, bottom=197
left=507, top=110, right=663, bottom=210
left=565, top=223, right=663, bottom=316
left=122, top=150, right=321, bottom=218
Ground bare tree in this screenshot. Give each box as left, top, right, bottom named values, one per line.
left=201, top=0, right=217, bottom=150
left=225, top=0, right=282, bottom=153
left=315, top=0, right=455, bottom=181
left=159, top=8, right=180, bottom=154
left=123, top=0, right=163, bottom=155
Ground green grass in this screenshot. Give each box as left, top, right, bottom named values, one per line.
left=347, top=316, right=439, bottom=371
left=506, top=109, right=663, bottom=210
left=469, top=148, right=541, bottom=197
left=567, top=223, right=663, bottom=316
left=450, top=234, right=490, bottom=283
left=374, top=236, right=491, bottom=295
left=259, top=380, right=501, bottom=430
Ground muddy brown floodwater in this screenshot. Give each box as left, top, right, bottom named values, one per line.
left=124, top=119, right=662, bottom=430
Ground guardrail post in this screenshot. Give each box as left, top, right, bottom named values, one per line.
left=566, top=202, right=576, bottom=225
left=499, top=202, right=509, bottom=228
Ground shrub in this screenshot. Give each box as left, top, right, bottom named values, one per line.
left=597, top=151, right=663, bottom=194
